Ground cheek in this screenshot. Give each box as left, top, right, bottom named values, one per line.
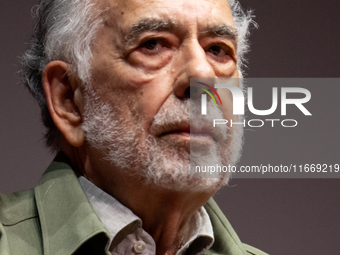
left=135, top=76, right=175, bottom=126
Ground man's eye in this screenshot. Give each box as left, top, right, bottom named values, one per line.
left=208, top=45, right=222, bottom=55
left=207, top=44, right=232, bottom=58
left=142, top=38, right=159, bottom=50
left=206, top=44, right=235, bottom=63
left=137, top=38, right=171, bottom=56
left=140, top=38, right=169, bottom=51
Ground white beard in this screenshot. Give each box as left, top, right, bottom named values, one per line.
left=82, top=88, right=243, bottom=193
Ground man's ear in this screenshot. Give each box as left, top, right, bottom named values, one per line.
left=42, top=61, right=85, bottom=147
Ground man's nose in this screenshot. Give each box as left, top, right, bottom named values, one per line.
left=173, top=41, right=215, bottom=99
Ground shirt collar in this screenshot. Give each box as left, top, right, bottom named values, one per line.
left=178, top=206, right=214, bottom=254
left=78, top=176, right=141, bottom=248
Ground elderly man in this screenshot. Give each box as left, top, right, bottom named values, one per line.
left=0, top=0, right=266, bottom=254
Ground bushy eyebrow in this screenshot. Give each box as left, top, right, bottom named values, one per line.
left=201, top=24, right=238, bottom=49
left=124, top=18, right=238, bottom=48
left=124, top=18, right=176, bottom=45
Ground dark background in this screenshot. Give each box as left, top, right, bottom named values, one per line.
left=1, top=0, right=339, bottom=254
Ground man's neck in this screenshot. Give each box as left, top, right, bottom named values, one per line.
left=99, top=174, right=213, bottom=255
left=63, top=146, right=215, bottom=255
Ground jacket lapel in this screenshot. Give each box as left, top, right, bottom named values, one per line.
left=34, top=153, right=110, bottom=255
left=204, top=199, right=248, bottom=255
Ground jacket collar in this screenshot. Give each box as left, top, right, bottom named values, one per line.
left=34, top=152, right=247, bottom=255
left=34, top=152, right=110, bottom=255
left=204, top=199, right=248, bottom=255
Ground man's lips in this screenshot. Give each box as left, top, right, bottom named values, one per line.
left=157, top=123, right=215, bottom=144
left=159, top=124, right=190, bottom=136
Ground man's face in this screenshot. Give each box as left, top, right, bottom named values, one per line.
left=81, top=0, right=241, bottom=192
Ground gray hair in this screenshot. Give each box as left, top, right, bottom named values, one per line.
left=22, top=0, right=254, bottom=151
left=228, top=0, right=256, bottom=73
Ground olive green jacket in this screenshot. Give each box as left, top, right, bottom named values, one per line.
left=0, top=154, right=267, bottom=255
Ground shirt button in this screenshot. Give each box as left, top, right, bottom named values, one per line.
left=133, top=240, right=146, bottom=254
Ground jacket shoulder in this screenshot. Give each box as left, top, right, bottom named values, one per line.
left=204, top=198, right=268, bottom=255
left=0, top=190, right=43, bottom=255
left=0, top=189, right=38, bottom=225
left=243, top=243, right=269, bottom=255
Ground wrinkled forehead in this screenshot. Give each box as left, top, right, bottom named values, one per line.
left=97, top=0, right=235, bottom=33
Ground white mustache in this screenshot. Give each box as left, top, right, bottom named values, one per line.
left=149, top=96, right=228, bottom=142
